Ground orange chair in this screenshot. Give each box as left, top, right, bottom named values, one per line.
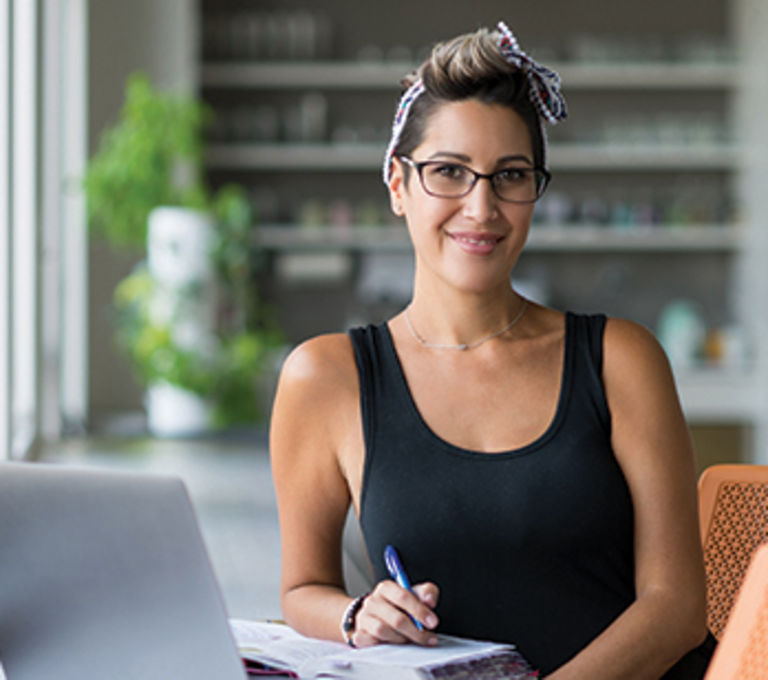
left=703, top=542, right=768, bottom=679
left=698, top=464, right=768, bottom=639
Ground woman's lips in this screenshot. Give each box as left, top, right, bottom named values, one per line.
left=448, top=231, right=504, bottom=255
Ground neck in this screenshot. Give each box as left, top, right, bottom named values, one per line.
left=407, top=283, right=525, bottom=349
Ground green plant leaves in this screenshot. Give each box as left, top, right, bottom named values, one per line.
left=112, top=264, right=282, bottom=426
left=84, top=72, right=210, bottom=251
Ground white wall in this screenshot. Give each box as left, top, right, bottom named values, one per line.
left=87, top=0, right=197, bottom=427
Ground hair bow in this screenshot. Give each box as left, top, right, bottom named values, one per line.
left=496, top=21, right=567, bottom=125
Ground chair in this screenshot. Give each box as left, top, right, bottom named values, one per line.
left=703, top=543, right=768, bottom=679
left=698, top=464, right=768, bottom=639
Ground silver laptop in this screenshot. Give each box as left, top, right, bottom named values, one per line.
left=0, top=462, right=247, bottom=680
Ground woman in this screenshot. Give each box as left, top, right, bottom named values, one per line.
left=270, top=21, right=716, bottom=679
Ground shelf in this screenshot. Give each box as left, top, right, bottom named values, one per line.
left=206, top=142, right=739, bottom=172
left=528, top=225, right=743, bottom=251
left=207, top=143, right=382, bottom=170
left=255, top=225, right=743, bottom=253
left=676, top=367, right=758, bottom=423
left=550, top=143, right=738, bottom=170
left=201, top=60, right=739, bottom=91
left=258, top=226, right=408, bottom=252
left=202, top=61, right=412, bottom=89
left=559, top=62, right=738, bottom=89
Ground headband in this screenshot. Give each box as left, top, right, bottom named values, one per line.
left=382, top=20, right=567, bottom=185
left=382, top=79, right=426, bottom=186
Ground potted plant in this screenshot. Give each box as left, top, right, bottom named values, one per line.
left=85, top=72, right=282, bottom=435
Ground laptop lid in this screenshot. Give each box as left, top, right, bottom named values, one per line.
left=0, top=462, right=247, bottom=680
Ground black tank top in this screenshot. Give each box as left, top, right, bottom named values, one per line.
left=350, top=312, right=715, bottom=677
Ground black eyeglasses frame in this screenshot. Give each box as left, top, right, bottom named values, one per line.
left=397, top=156, right=551, bottom=204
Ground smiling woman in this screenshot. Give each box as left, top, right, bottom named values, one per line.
left=389, top=100, right=539, bottom=297
left=269, top=20, right=716, bottom=680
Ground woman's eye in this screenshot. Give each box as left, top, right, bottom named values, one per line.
left=496, top=168, right=529, bottom=183
left=431, top=164, right=467, bottom=180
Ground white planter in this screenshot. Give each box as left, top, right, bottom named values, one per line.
left=147, top=206, right=218, bottom=349
left=145, top=382, right=213, bottom=437
left=145, top=207, right=218, bottom=435
left=147, top=206, right=215, bottom=288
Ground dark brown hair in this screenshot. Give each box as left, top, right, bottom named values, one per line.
left=393, top=27, right=544, bottom=168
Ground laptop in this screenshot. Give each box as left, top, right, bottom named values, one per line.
left=0, top=462, right=248, bottom=680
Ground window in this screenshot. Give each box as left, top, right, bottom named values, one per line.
left=0, top=0, right=10, bottom=459
left=0, top=0, right=87, bottom=460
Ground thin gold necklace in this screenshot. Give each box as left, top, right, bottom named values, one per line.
left=404, top=299, right=527, bottom=351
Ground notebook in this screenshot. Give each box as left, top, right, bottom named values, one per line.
left=230, top=619, right=537, bottom=679
left=0, top=461, right=247, bottom=680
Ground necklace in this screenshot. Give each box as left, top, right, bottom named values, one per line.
left=404, top=298, right=528, bottom=351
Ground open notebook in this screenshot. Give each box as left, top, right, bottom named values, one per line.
left=231, top=619, right=537, bottom=679
left=0, top=461, right=247, bottom=680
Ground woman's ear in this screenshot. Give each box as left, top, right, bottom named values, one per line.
left=388, top=158, right=406, bottom=216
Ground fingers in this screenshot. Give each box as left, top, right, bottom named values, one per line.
left=413, top=582, right=440, bottom=609
left=350, top=580, right=440, bottom=648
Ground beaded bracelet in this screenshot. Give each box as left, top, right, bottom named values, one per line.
left=340, top=594, right=368, bottom=647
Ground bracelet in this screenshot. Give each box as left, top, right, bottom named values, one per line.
left=340, top=594, right=368, bottom=647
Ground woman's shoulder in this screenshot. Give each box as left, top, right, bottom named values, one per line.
left=602, top=316, right=668, bottom=366
left=601, top=316, right=676, bottom=397
left=278, top=332, right=359, bottom=392
left=271, top=332, right=362, bottom=452
left=527, top=307, right=663, bottom=362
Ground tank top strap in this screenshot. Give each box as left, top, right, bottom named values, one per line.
left=349, top=323, right=411, bottom=455
left=565, top=311, right=611, bottom=433
left=348, top=325, right=376, bottom=455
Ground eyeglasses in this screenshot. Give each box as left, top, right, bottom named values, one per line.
left=398, top=156, right=551, bottom=204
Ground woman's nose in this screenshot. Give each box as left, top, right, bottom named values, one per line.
left=461, top=176, right=499, bottom=222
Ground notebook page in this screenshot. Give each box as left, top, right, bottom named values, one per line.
left=231, top=619, right=349, bottom=671
left=322, top=634, right=514, bottom=668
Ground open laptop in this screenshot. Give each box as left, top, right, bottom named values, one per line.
left=0, top=461, right=248, bottom=680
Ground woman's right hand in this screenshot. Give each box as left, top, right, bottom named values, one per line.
left=350, top=580, right=440, bottom=648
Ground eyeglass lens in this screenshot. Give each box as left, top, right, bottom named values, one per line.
left=418, top=162, right=545, bottom=202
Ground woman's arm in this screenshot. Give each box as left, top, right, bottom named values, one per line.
left=547, top=318, right=709, bottom=680
left=270, top=333, right=438, bottom=646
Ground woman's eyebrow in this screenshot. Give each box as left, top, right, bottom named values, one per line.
left=425, top=151, right=472, bottom=162
left=497, top=154, right=535, bottom=166
left=425, top=151, right=535, bottom=166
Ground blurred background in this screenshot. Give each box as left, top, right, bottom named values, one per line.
left=1, top=0, right=767, bottom=620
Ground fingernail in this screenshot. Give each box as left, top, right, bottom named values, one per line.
left=425, top=614, right=438, bottom=628
left=428, top=636, right=439, bottom=646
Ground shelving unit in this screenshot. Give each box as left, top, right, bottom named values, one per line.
left=201, top=60, right=739, bottom=90
left=199, top=0, right=768, bottom=459
left=206, top=142, right=740, bottom=171
left=255, top=224, right=743, bottom=254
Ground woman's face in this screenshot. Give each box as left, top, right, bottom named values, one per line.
left=389, top=99, right=537, bottom=295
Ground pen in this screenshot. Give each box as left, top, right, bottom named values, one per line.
left=383, top=544, right=424, bottom=631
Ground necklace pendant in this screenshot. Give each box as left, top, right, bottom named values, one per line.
left=457, top=344, right=468, bottom=351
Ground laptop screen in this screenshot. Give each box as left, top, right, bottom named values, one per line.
left=0, top=462, right=247, bottom=680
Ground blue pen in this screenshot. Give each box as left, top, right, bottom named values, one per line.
left=384, top=544, right=424, bottom=630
